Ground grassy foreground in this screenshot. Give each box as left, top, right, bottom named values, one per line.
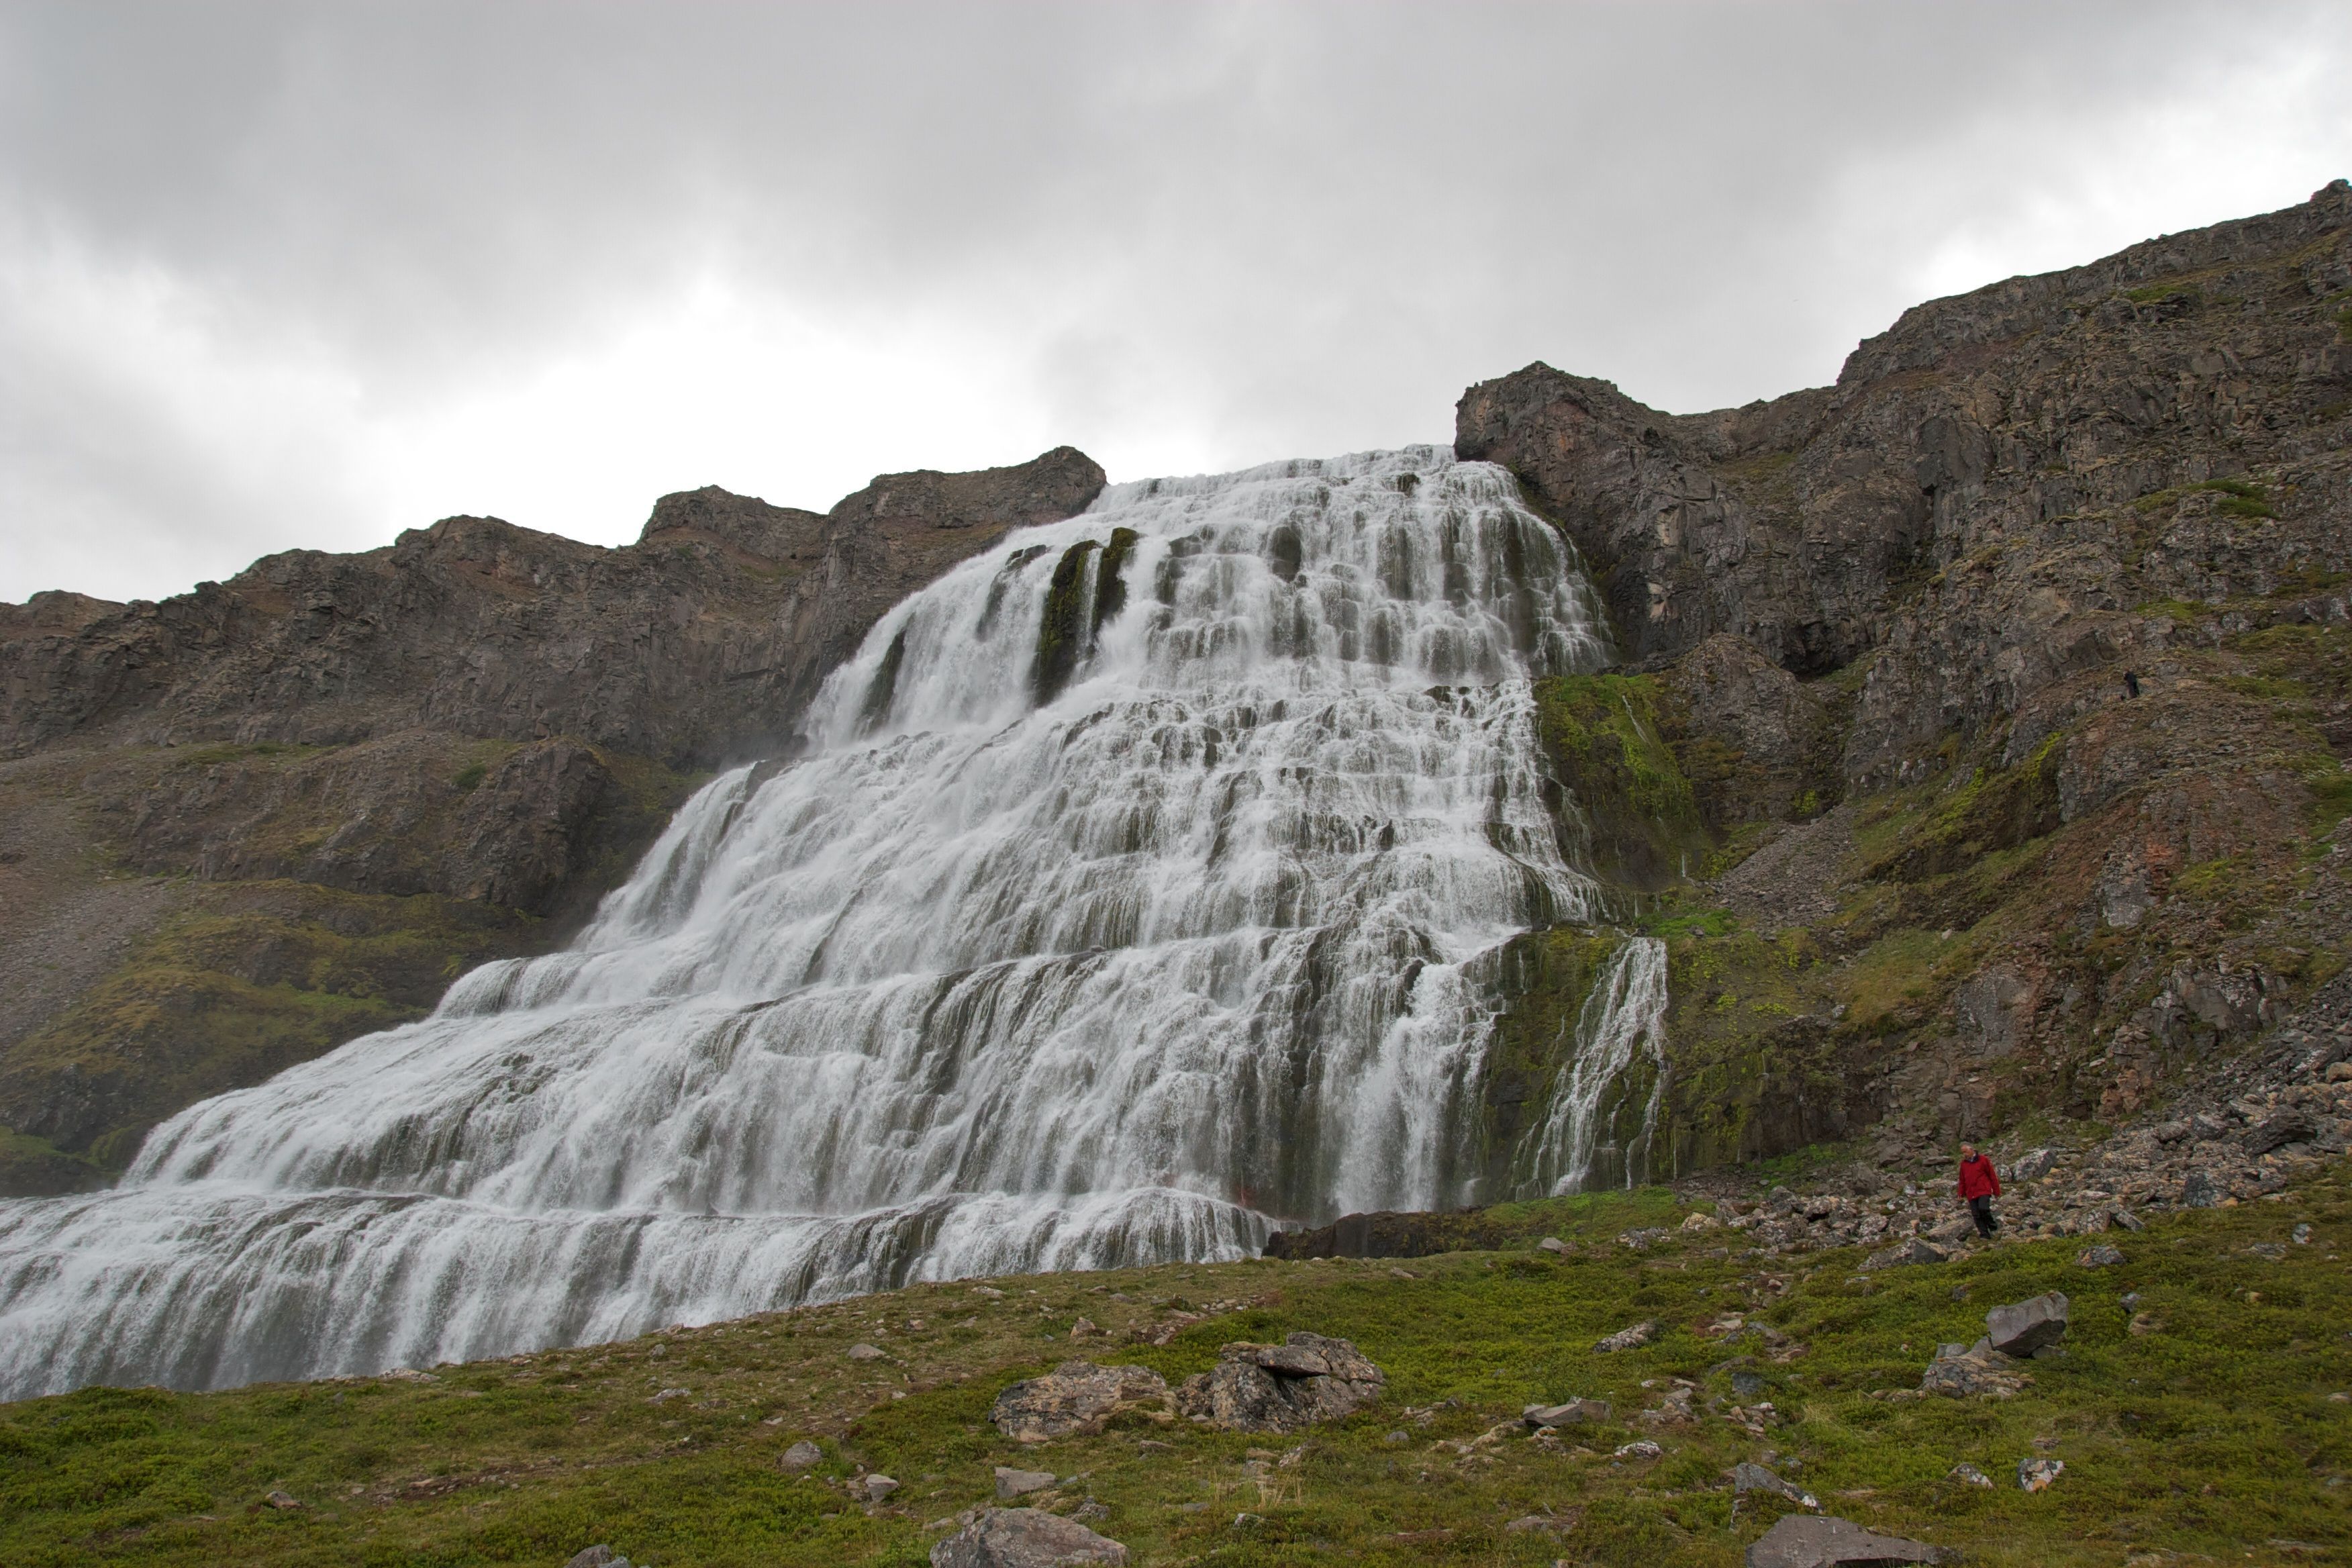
left=3, top=1180, right=2349, bottom=1568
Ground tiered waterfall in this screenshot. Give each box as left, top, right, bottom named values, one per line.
left=0, top=447, right=1671, bottom=1398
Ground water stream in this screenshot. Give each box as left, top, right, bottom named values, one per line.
left=0, top=446, right=1667, bottom=1398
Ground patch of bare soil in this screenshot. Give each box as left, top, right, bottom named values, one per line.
left=0, top=752, right=185, bottom=1057
left=1708, top=802, right=1857, bottom=934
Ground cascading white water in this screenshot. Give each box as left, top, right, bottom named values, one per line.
left=1518, top=936, right=1670, bottom=1195
left=0, top=446, right=1651, bottom=1400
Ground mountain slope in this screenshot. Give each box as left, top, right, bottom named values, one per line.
left=0, top=450, right=1106, bottom=1193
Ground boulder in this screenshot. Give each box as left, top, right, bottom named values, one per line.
left=780, top=1439, right=823, bottom=1471
left=991, top=1362, right=1170, bottom=1443
left=1731, top=1461, right=1819, bottom=1512
left=2018, top=1457, right=2064, bottom=1492
left=853, top=1474, right=901, bottom=1504
left=848, top=1343, right=887, bottom=1361
left=2246, top=1112, right=2317, bottom=1155
left=1863, top=1238, right=1948, bottom=1270
left=2077, top=1244, right=2125, bottom=1268
left=1524, top=1398, right=1611, bottom=1427
left=1920, top=1340, right=2030, bottom=1398
left=2182, top=1171, right=2220, bottom=1208
left=1537, top=1236, right=1573, bottom=1255
left=2012, top=1147, right=2062, bottom=1182
left=1745, top=1515, right=1957, bottom=1567
left=930, top=1508, right=1128, bottom=1567
left=1173, top=1333, right=1385, bottom=1433
left=565, top=1550, right=630, bottom=1568
left=995, top=1467, right=1057, bottom=1500
left=1983, top=1293, right=2069, bottom=1357
left=1947, top=1463, right=1993, bottom=1488
left=1595, top=1320, right=1658, bottom=1353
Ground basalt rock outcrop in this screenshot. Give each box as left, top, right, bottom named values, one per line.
left=1470, top=181, right=2352, bottom=1171
left=0, top=449, right=1104, bottom=1191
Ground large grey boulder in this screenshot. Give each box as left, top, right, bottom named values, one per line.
left=991, top=1362, right=1169, bottom=1444
left=1983, top=1292, right=2069, bottom=1357
left=1745, top=1514, right=1957, bottom=1567
left=1173, top=1332, right=1385, bottom=1432
left=930, top=1508, right=1128, bottom=1567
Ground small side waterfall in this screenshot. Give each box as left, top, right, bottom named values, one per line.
left=1519, top=936, right=1670, bottom=1195
left=0, top=446, right=1677, bottom=1399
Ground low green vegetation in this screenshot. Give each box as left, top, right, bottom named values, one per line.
left=0, top=885, right=533, bottom=1173
left=0, top=1126, right=105, bottom=1196
left=3, top=1177, right=2345, bottom=1567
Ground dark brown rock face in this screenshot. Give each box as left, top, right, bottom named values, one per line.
left=1, top=446, right=1105, bottom=767
left=1461, top=179, right=2352, bottom=791
left=1461, top=181, right=2352, bottom=1180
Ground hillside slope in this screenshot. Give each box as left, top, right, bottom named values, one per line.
left=1, top=1172, right=2343, bottom=1567
left=0, top=450, right=1106, bottom=1193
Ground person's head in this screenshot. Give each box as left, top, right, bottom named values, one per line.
left=1960, top=1142, right=1977, bottom=1161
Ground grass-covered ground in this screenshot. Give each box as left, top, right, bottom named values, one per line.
left=3, top=1177, right=2347, bottom=1568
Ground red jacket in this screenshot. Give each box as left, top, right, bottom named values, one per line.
left=1958, top=1155, right=2001, bottom=1199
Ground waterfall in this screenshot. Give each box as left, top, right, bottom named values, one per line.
left=1520, top=936, right=1670, bottom=1195
left=0, top=446, right=1659, bottom=1399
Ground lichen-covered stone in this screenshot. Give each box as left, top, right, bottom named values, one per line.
left=990, top=1361, right=1169, bottom=1443
left=1173, top=1332, right=1385, bottom=1432
left=930, top=1507, right=1128, bottom=1567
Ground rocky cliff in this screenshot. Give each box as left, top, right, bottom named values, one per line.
left=0, top=448, right=1105, bottom=1192
left=7, top=182, right=2349, bottom=1203
left=1469, top=181, right=2352, bottom=1180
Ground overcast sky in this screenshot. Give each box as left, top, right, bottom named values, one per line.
left=2, top=1, right=2347, bottom=605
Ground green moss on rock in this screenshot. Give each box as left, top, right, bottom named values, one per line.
left=1091, top=527, right=1140, bottom=638
left=1031, top=539, right=1101, bottom=705
left=1532, top=673, right=1710, bottom=891
left=1475, top=924, right=1624, bottom=1197
left=856, top=626, right=908, bottom=736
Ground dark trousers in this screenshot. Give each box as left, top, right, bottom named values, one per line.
left=1968, top=1195, right=1998, bottom=1237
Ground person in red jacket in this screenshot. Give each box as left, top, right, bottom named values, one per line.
left=1957, top=1143, right=2002, bottom=1238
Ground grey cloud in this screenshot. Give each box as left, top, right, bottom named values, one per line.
left=2, top=0, right=2347, bottom=601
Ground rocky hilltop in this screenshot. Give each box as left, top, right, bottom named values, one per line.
left=1465, top=180, right=2352, bottom=1194
left=0, top=449, right=1104, bottom=1192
